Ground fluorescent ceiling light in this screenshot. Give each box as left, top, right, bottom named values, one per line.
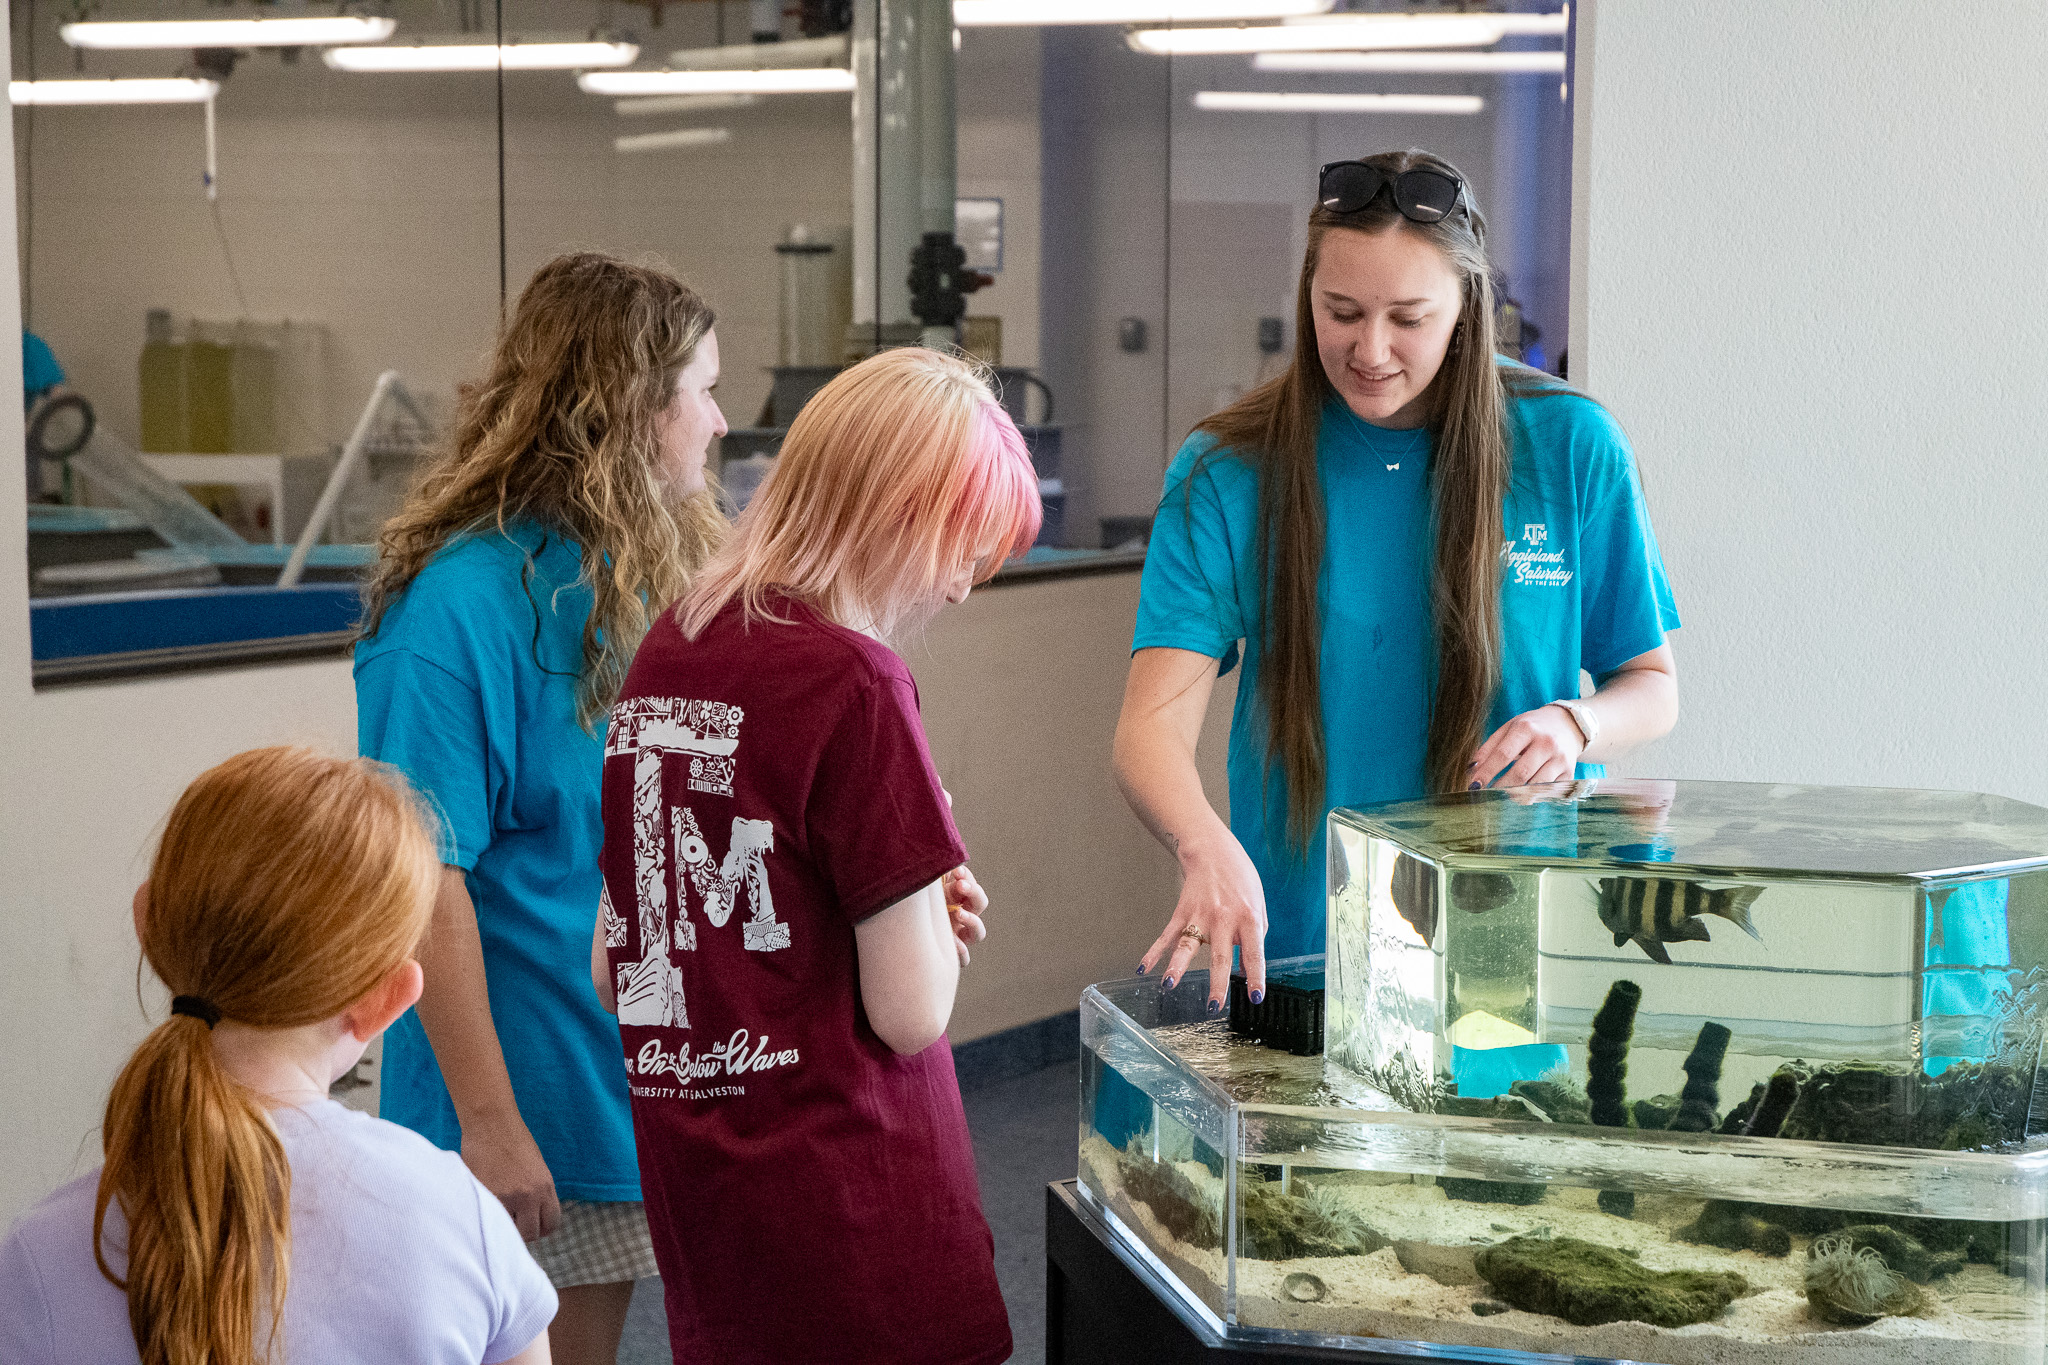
left=1130, top=11, right=1564, bottom=54
left=668, top=34, right=848, bottom=68
left=616, top=93, right=759, bottom=116
left=956, top=0, right=1329, bottom=24
left=11, top=77, right=220, bottom=105
left=616, top=127, right=733, bottom=154
left=62, top=16, right=395, bottom=49
left=326, top=40, right=639, bottom=72
left=1255, top=49, right=1564, bottom=72
left=579, top=68, right=855, bottom=95
left=1194, top=90, right=1484, bottom=113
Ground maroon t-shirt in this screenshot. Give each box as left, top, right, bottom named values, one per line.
left=599, top=594, right=1011, bottom=1365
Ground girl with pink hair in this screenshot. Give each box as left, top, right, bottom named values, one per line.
left=592, top=346, right=1040, bottom=1364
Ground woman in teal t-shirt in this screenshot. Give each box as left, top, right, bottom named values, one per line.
left=1115, top=150, right=1681, bottom=1007
left=354, top=254, right=727, bottom=1363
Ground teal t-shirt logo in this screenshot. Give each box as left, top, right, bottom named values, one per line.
left=1505, top=521, right=1573, bottom=588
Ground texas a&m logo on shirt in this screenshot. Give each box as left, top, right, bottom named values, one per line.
left=1502, top=522, right=1573, bottom=588
left=605, top=696, right=790, bottom=1035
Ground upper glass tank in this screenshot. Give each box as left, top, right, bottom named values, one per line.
left=1327, top=780, right=2048, bottom=1124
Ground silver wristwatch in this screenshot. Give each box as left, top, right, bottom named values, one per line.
left=1554, top=698, right=1599, bottom=750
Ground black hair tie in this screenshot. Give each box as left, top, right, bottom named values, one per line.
left=170, top=995, right=223, bottom=1029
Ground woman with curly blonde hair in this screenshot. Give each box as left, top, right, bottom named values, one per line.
left=356, top=252, right=726, bottom=1364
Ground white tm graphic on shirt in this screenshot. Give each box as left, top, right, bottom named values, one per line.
left=1501, top=521, right=1573, bottom=588
left=607, top=696, right=790, bottom=1032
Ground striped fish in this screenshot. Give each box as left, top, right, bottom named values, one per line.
left=1595, top=877, right=1764, bottom=965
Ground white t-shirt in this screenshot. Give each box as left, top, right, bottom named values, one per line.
left=0, top=1099, right=556, bottom=1364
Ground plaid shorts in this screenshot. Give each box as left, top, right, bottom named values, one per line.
left=527, top=1200, right=660, bottom=1289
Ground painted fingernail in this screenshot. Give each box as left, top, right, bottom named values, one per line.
left=1135, top=963, right=1147, bottom=976
left=1250, top=989, right=1264, bottom=1005
left=1469, top=782, right=1482, bottom=791
left=1163, top=976, right=1178, bottom=991
left=1206, top=998, right=1222, bottom=1014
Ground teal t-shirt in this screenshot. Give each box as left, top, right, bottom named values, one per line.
left=355, top=521, right=641, bottom=1202
left=1133, top=378, right=1680, bottom=958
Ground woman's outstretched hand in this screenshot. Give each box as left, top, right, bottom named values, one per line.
left=1470, top=704, right=1586, bottom=789
left=1137, top=833, right=1268, bottom=1015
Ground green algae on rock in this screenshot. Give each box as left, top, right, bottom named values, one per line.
left=1675, top=1199, right=1793, bottom=1257
left=1441, top=1177, right=1549, bottom=1205
left=1630, top=1094, right=1680, bottom=1132
left=1773, top=1059, right=2029, bottom=1151
left=1473, top=1234, right=1748, bottom=1328
left=1825, top=1224, right=1966, bottom=1283
left=1241, top=1177, right=1388, bottom=1260
left=1510, top=1075, right=1591, bottom=1126
left=1115, top=1140, right=1221, bottom=1250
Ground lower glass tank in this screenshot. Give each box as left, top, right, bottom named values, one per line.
left=1078, top=781, right=2048, bottom=1363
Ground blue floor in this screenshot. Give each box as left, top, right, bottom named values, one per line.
left=619, top=1057, right=1081, bottom=1364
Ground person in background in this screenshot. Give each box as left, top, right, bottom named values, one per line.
left=23, top=330, right=63, bottom=406
left=23, top=329, right=65, bottom=501
left=1116, top=148, right=1679, bottom=1005
left=0, top=746, right=557, bottom=1365
left=355, top=253, right=727, bottom=1364
left=594, top=347, right=1037, bottom=1365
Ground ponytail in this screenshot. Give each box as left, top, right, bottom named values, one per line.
left=93, top=747, right=439, bottom=1365
left=94, top=1020, right=292, bottom=1365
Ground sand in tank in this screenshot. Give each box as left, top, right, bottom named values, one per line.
left=1078, top=1134, right=2045, bottom=1365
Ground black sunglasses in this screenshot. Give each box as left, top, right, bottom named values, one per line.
left=1318, top=160, right=1467, bottom=225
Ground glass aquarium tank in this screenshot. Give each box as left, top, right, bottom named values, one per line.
left=1078, top=780, right=2048, bottom=1363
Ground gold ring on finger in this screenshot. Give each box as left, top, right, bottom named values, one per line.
left=1178, top=925, right=1210, bottom=944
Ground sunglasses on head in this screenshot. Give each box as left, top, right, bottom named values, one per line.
left=1318, top=160, right=1467, bottom=225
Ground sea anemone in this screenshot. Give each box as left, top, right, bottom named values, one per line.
left=1804, top=1234, right=1929, bottom=1325
left=1303, top=1187, right=1372, bottom=1245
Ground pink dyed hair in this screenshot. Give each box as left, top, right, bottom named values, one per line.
left=677, top=347, right=1042, bottom=640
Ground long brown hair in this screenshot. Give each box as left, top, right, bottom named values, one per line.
left=358, top=252, right=727, bottom=727
left=1196, top=149, right=1541, bottom=850
left=94, top=748, right=440, bottom=1365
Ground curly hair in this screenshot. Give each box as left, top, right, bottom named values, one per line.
left=358, top=252, right=726, bottom=726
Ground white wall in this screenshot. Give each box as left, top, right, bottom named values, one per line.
left=1574, top=1, right=2048, bottom=802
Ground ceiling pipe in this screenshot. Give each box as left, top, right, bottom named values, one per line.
left=850, top=0, right=957, bottom=345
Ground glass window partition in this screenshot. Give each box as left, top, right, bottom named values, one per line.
left=15, top=2, right=1570, bottom=681
left=16, top=1, right=502, bottom=680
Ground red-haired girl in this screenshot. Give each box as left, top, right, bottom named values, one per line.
left=593, top=346, right=1040, bottom=1364
left=0, top=747, right=557, bottom=1364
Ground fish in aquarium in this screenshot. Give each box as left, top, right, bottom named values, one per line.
left=1390, top=851, right=1439, bottom=945
left=1595, top=876, right=1764, bottom=964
